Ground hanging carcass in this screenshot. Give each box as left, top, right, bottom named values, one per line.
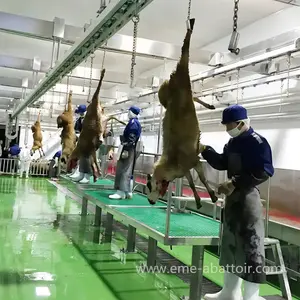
left=31, top=112, right=45, bottom=158
left=57, top=91, right=76, bottom=170
left=67, top=69, right=106, bottom=181
left=146, top=19, right=218, bottom=209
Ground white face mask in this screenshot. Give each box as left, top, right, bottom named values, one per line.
left=128, top=111, right=136, bottom=119
left=227, top=121, right=248, bottom=138
left=227, top=126, right=241, bottom=138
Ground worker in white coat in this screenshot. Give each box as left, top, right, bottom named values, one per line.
left=19, top=144, right=32, bottom=178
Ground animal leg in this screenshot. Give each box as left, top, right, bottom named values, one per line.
left=91, top=151, right=101, bottom=182
left=194, top=161, right=218, bottom=203
left=185, top=170, right=202, bottom=209
left=193, top=97, right=215, bottom=110
left=38, top=148, right=42, bottom=158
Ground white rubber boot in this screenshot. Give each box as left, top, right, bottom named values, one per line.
left=204, top=272, right=242, bottom=300
left=126, top=192, right=133, bottom=199
left=79, top=174, right=90, bottom=184
left=70, top=167, right=80, bottom=178
left=72, top=172, right=84, bottom=182
left=109, top=190, right=125, bottom=200
left=243, top=281, right=265, bottom=300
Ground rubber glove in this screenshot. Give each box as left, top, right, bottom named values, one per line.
left=199, top=143, right=206, bottom=153
left=217, top=180, right=235, bottom=196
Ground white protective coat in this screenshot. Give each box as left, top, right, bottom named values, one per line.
left=19, top=147, right=32, bottom=177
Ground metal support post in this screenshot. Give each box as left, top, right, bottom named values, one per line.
left=265, top=178, right=271, bottom=238
left=93, top=206, right=102, bottom=244
left=165, top=182, right=173, bottom=241
left=189, top=246, right=205, bottom=300
left=271, top=242, right=292, bottom=300
left=126, top=225, right=136, bottom=252
left=175, top=178, right=183, bottom=196
left=147, top=237, right=157, bottom=267
left=81, top=196, right=88, bottom=216
left=104, top=213, right=114, bottom=243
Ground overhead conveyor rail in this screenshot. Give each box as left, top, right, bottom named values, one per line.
left=10, top=0, right=155, bottom=119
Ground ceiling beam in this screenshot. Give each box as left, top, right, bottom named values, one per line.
left=8, top=0, right=157, bottom=119
left=0, top=54, right=153, bottom=88
left=0, top=11, right=212, bottom=64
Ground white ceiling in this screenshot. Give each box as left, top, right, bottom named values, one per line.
left=0, top=0, right=293, bottom=127
left=0, top=0, right=288, bottom=47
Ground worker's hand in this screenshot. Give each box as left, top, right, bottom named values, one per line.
left=217, top=180, right=235, bottom=196
left=199, top=143, right=206, bottom=153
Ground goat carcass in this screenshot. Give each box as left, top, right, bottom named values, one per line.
left=57, top=91, right=76, bottom=170
left=146, top=19, right=217, bottom=209
left=67, top=69, right=106, bottom=181
left=31, top=112, right=45, bottom=158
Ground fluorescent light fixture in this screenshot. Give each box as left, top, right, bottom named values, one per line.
left=35, top=287, right=51, bottom=297
left=192, top=39, right=300, bottom=81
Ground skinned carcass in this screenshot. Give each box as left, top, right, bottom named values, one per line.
left=31, top=112, right=45, bottom=158
left=67, top=69, right=106, bottom=181
left=146, top=19, right=217, bottom=209
left=57, top=91, right=76, bottom=169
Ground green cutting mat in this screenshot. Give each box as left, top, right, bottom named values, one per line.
left=60, top=175, right=114, bottom=186
left=85, top=190, right=167, bottom=207
left=115, top=207, right=220, bottom=237
left=88, top=178, right=114, bottom=185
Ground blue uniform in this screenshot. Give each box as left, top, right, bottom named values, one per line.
left=9, top=144, right=21, bottom=156
left=53, top=150, right=62, bottom=159
left=202, top=127, right=274, bottom=189
left=122, top=118, right=142, bottom=150
left=74, top=117, right=84, bottom=134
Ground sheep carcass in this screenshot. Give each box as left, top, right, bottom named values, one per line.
left=102, top=113, right=126, bottom=159
left=67, top=69, right=106, bottom=181
left=31, top=112, right=45, bottom=158
left=57, top=90, right=76, bottom=169
left=146, top=19, right=218, bottom=209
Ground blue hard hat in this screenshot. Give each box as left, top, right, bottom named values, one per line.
left=221, top=105, right=248, bottom=124
left=129, top=105, right=141, bottom=115
left=75, top=104, right=86, bottom=114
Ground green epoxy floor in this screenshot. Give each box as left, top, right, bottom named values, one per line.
left=0, top=177, right=189, bottom=300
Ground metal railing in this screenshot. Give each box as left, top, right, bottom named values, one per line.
left=0, top=158, right=49, bottom=177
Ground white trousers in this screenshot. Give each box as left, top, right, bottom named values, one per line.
left=20, top=161, right=31, bottom=177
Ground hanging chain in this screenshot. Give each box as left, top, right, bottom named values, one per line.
left=101, top=41, right=108, bottom=70
left=241, top=87, right=244, bottom=102
left=286, top=53, right=291, bottom=98
left=236, top=69, right=240, bottom=104
left=130, top=14, right=139, bottom=89
left=66, top=74, right=70, bottom=96
left=200, top=80, right=204, bottom=98
left=87, top=52, right=95, bottom=103
left=82, top=59, right=87, bottom=92
left=187, top=0, right=192, bottom=20
left=279, top=79, right=284, bottom=113
left=233, top=0, right=239, bottom=32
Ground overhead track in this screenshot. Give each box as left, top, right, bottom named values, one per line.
left=0, top=11, right=212, bottom=63
left=10, top=0, right=155, bottom=119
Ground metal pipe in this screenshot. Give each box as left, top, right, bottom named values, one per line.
left=165, top=181, right=173, bottom=240
left=56, top=39, right=61, bottom=62
left=198, top=67, right=300, bottom=97
left=156, top=105, right=163, bottom=154
left=50, top=39, right=56, bottom=68
left=265, top=178, right=271, bottom=238
left=193, top=39, right=300, bottom=81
